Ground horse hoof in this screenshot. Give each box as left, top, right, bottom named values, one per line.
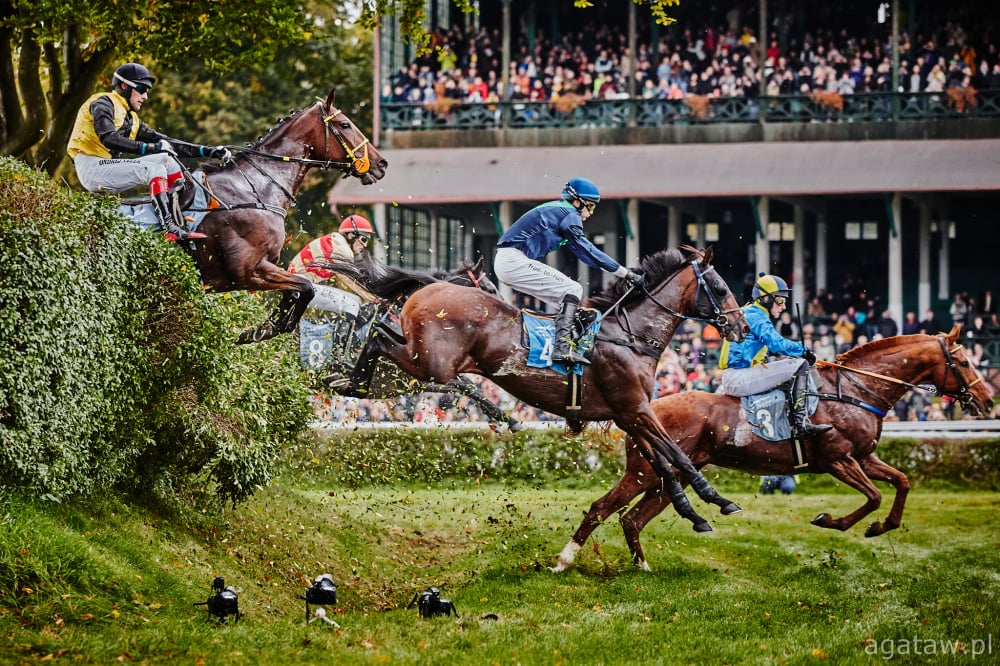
left=864, top=522, right=883, bottom=538
left=720, top=502, right=742, bottom=516
left=692, top=521, right=714, bottom=533
left=811, top=513, right=830, bottom=527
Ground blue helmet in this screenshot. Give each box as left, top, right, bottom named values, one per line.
left=561, top=177, right=600, bottom=204
left=752, top=272, right=791, bottom=304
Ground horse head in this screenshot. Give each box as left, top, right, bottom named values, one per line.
left=682, top=245, right=748, bottom=342
left=936, top=324, right=995, bottom=416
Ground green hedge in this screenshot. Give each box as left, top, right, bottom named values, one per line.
left=296, top=427, right=1000, bottom=490
left=0, top=157, right=311, bottom=503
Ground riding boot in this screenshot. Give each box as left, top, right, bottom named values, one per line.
left=337, top=313, right=361, bottom=366
left=551, top=295, right=590, bottom=366
left=790, top=361, right=831, bottom=438
left=341, top=339, right=380, bottom=398
left=152, top=191, right=205, bottom=242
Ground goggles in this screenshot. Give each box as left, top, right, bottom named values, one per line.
left=581, top=200, right=597, bottom=214
left=772, top=296, right=787, bottom=306
left=115, top=74, right=150, bottom=94
left=345, top=232, right=371, bottom=246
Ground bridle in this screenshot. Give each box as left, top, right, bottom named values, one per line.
left=637, top=258, right=744, bottom=338
left=204, top=103, right=375, bottom=216
left=598, top=256, right=743, bottom=359
left=815, top=336, right=986, bottom=413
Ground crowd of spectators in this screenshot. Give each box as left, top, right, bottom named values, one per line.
left=385, top=14, right=1000, bottom=108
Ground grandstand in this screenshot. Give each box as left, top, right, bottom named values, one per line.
left=331, top=1, right=1000, bottom=369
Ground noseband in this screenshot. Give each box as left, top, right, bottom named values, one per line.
left=939, top=338, right=984, bottom=409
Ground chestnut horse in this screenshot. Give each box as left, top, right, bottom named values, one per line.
left=334, top=246, right=751, bottom=532
left=183, top=89, right=387, bottom=344
left=552, top=325, right=995, bottom=572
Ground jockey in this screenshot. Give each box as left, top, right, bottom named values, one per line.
left=494, top=177, right=643, bottom=366
left=67, top=62, right=232, bottom=242
left=288, top=215, right=376, bottom=363
left=719, top=272, right=832, bottom=438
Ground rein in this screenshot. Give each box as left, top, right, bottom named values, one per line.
left=596, top=256, right=741, bottom=359
left=814, top=337, right=983, bottom=411
left=205, top=103, right=372, bottom=216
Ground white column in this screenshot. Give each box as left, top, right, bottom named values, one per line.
left=938, top=208, right=950, bottom=301
left=792, top=205, right=805, bottom=309
left=888, top=192, right=904, bottom=329
left=696, top=211, right=706, bottom=248
left=919, top=203, right=931, bottom=316
left=626, top=198, right=640, bottom=265
left=668, top=205, right=681, bottom=249
left=372, top=203, right=388, bottom=263
left=815, top=212, right=827, bottom=294
left=755, top=196, right=770, bottom=274
left=499, top=200, right=515, bottom=303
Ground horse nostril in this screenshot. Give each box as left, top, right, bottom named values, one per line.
left=378, top=159, right=388, bottom=169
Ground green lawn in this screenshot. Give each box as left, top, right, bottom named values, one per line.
left=3, top=474, right=998, bottom=665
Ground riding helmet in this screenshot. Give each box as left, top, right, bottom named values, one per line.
left=561, top=177, right=601, bottom=204
left=339, top=214, right=374, bottom=237
left=751, top=272, right=791, bottom=303
left=113, top=63, right=156, bottom=90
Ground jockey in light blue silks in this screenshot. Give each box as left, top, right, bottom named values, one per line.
left=719, top=272, right=832, bottom=438
left=494, top=177, right=644, bottom=366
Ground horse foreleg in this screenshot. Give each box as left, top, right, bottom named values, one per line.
left=448, top=375, right=521, bottom=432
left=621, top=485, right=675, bottom=571
left=341, top=334, right=386, bottom=398
left=857, top=454, right=910, bottom=537
left=811, top=457, right=883, bottom=532
left=630, top=408, right=741, bottom=517
left=550, top=467, right=650, bottom=573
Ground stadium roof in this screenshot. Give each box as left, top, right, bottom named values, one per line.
left=330, top=138, right=1000, bottom=205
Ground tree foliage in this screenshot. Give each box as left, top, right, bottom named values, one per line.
left=0, top=0, right=312, bottom=174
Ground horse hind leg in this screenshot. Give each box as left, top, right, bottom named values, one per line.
left=621, top=485, right=675, bottom=571
left=810, top=457, right=883, bottom=532
left=448, top=375, right=522, bottom=432
left=857, top=454, right=910, bottom=537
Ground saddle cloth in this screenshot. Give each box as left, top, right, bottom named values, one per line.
left=117, top=170, right=216, bottom=233
left=521, top=308, right=601, bottom=377
left=740, top=373, right=819, bottom=441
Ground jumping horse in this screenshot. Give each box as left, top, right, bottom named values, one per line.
left=332, top=246, right=751, bottom=532
left=177, top=89, right=387, bottom=344
left=551, top=325, right=995, bottom=572
left=307, top=258, right=523, bottom=431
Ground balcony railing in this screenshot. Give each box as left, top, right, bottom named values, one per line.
left=381, top=89, right=1000, bottom=131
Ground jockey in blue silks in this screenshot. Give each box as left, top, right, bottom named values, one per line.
left=719, top=272, right=832, bottom=438
left=494, top=177, right=643, bottom=366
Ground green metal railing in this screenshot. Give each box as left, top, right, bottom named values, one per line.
left=381, top=90, right=1000, bottom=131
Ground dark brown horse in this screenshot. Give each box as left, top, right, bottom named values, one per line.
left=184, top=89, right=387, bottom=344
left=334, top=246, right=751, bottom=532
left=551, top=325, right=996, bottom=572
left=307, top=259, right=522, bottom=431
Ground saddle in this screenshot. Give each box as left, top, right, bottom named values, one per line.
left=739, top=374, right=819, bottom=442
left=521, top=307, right=601, bottom=376
left=117, top=170, right=218, bottom=234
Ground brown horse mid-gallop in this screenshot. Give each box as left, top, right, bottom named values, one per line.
left=334, top=246, right=751, bottom=533
left=551, top=325, right=996, bottom=571
left=184, top=89, right=387, bottom=344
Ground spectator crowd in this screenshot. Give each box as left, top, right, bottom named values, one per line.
left=385, top=12, right=1000, bottom=108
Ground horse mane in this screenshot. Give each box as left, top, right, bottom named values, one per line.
left=835, top=333, right=924, bottom=364
left=199, top=107, right=310, bottom=174
left=586, top=246, right=693, bottom=311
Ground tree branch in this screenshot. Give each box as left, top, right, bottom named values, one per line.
left=4, top=28, right=46, bottom=162
left=0, top=25, right=23, bottom=151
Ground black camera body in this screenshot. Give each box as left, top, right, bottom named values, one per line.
left=195, top=576, right=241, bottom=623
left=408, top=587, right=458, bottom=618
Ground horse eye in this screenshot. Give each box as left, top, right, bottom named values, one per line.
left=340, top=121, right=351, bottom=129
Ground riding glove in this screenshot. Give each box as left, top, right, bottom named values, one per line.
left=801, top=348, right=817, bottom=365
left=209, top=146, right=233, bottom=162
left=625, top=270, right=644, bottom=287
left=152, top=140, right=176, bottom=155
